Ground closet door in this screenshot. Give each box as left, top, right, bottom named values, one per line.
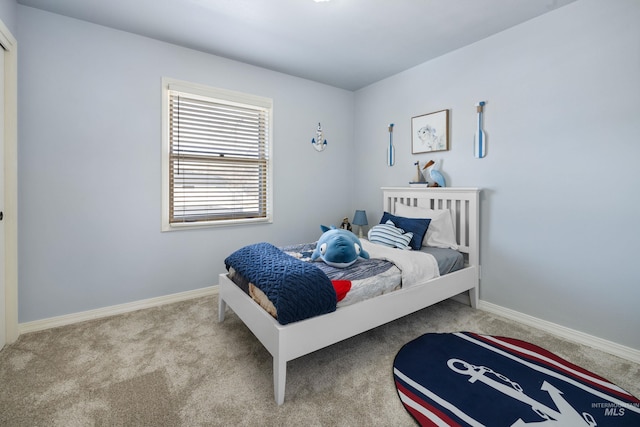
left=0, top=43, right=5, bottom=349
left=0, top=18, right=17, bottom=347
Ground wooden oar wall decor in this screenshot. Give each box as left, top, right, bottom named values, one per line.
left=474, top=101, right=487, bottom=158
left=387, top=123, right=395, bottom=166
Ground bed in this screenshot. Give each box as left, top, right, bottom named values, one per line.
left=218, top=187, right=480, bottom=405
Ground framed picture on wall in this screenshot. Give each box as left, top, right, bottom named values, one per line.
left=411, top=109, right=449, bottom=154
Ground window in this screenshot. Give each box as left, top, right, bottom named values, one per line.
left=162, top=79, right=272, bottom=230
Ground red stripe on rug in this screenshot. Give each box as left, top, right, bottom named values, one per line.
left=468, top=332, right=639, bottom=403
left=395, top=380, right=462, bottom=427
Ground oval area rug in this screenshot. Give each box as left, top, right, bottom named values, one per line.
left=393, top=332, right=640, bottom=426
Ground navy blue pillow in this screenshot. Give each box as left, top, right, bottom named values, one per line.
left=379, top=212, right=431, bottom=250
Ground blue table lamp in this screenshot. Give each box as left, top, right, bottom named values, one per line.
left=352, top=210, right=368, bottom=239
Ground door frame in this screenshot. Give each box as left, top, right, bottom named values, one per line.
left=0, top=17, right=18, bottom=344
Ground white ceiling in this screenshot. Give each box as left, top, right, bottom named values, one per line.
left=17, top=0, right=578, bottom=91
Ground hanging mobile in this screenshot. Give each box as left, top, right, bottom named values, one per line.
left=387, top=123, right=395, bottom=166
left=474, top=101, right=486, bottom=158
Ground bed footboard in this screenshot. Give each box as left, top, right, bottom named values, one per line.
left=218, top=273, right=291, bottom=404
left=218, top=265, right=478, bottom=405
left=217, top=187, right=480, bottom=405
left=218, top=295, right=227, bottom=322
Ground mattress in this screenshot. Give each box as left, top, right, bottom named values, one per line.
left=226, top=241, right=465, bottom=319
left=284, top=241, right=464, bottom=306
left=282, top=242, right=463, bottom=276
left=282, top=242, right=402, bottom=307
left=420, top=246, right=464, bottom=275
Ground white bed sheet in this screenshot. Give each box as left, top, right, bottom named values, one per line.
left=361, top=239, right=440, bottom=288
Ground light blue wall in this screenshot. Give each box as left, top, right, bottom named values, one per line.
left=353, top=0, right=640, bottom=349
left=17, top=6, right=354, bottom=322
left=15, top=0, right=640, bottom=350
left=0, top=0, right=16, bottom=35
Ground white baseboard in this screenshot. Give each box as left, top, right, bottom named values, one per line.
left=478, top=300, right=640, bottom=364
left=17, top=287, right=640, bottom=365
left=18, top=286, right=218, bottom=335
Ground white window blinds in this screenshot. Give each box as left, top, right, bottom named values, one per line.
left=165, top=83, right=272, bottom=228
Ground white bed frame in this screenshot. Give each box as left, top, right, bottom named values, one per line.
left=218, top=187, right=480, bottom=405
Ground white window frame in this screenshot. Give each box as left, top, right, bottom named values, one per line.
left=161, top=78, right=273, bottom=231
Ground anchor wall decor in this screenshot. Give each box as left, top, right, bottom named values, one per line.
left=311, top=122, right=327, bottom=152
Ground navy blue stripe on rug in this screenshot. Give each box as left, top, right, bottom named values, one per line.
left=393, top=332, right=640, bottom=426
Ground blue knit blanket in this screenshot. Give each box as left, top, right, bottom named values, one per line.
left=224, top=242, right=337, bottom=324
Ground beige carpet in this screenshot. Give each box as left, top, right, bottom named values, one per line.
left=1, top=295, right=638, bottom=426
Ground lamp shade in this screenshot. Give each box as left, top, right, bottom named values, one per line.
left=352, top=210, right=368, bottom=226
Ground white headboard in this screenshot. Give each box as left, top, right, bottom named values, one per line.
left=381, top=187, right=480, bottom=266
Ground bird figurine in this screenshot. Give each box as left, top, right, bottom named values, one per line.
left=423, top=160, right=446, bottom=187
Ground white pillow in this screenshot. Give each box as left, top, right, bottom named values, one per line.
left=367, top=220, right=413, bottom=250
left=394, top=203, right=458, bottom=250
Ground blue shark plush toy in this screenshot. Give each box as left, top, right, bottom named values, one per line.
left=311, top=225, right=370, bottom=268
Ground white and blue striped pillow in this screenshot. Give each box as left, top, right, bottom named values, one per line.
left=367, top=220, right=413, bottom=249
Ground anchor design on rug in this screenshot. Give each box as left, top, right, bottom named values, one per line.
left=447, top=358, right=597, bottom=426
